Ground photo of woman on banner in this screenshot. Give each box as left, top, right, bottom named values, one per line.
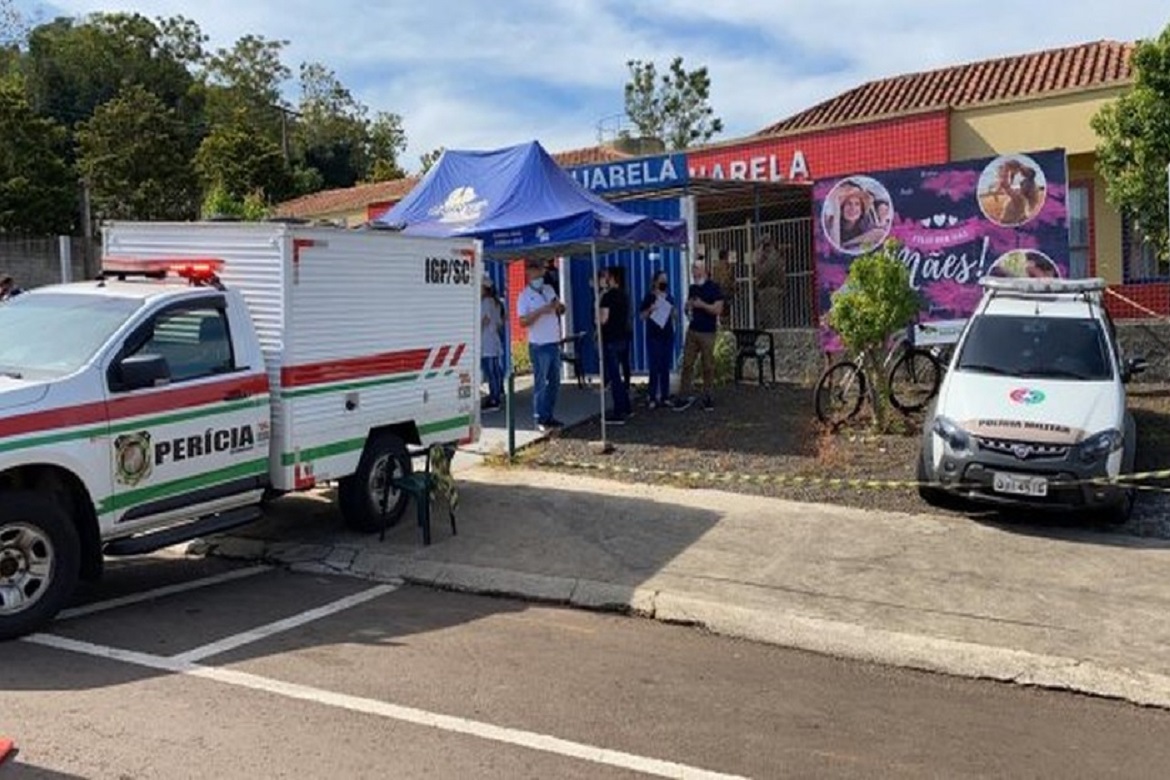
left=978, top=153, right=1048, bottom=227
left=821, top=177, right=894, bottom=254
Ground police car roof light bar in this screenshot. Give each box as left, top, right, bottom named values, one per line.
left=979, top=277, right=1107, bottom=295
left=100, top=257, right=225, bottom=286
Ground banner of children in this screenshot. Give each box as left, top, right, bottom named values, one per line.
left=814, top=147, right=1070, bottom=348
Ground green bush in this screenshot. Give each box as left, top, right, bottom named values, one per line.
left=713, top=329, right=737, bottom=386
left=827, top=239, right=920, bottom=431
left=509, top=341, right=532, bottom=376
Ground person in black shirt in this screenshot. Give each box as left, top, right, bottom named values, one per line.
left=599, top=266, right=632, bottom=424
left=639, top=269, right=677, bottom=409
left=673, top=260, right=724, bottom=412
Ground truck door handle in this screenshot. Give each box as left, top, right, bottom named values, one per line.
left=224, top=389, right=249, bottom=401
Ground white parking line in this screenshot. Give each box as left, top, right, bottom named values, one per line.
left=57, top=565, right=273, bottom=621
left=171, top=584, right=398, bottom=663
left=25, top=633, right=748, bottom=780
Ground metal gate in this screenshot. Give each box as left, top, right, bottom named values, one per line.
left=695, top=216, right=815, bottom=330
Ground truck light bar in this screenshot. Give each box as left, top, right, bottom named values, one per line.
left=102, top=256, right=224, bottom=283
left=979, top=276, right=1107, bottom=295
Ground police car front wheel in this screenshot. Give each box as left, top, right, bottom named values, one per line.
left=0, top=493, right=81, bottom=641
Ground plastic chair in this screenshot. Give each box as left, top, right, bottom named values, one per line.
left=559, top=331, right=588, bottom=388
left=732, top=329, right=776, bottom=386
left=381, top=444, right=458, bottom=546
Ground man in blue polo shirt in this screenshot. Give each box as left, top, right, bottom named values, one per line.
left=673, top=260, right=724, bottom=412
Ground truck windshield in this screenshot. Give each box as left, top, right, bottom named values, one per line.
left=0, top=293, right=143, bottom=379
left=956, top=315, right=1113, bottom=381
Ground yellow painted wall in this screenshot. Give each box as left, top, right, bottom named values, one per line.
left=950, top=87, right=1129, bottom=283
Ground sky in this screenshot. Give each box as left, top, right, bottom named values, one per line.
left=15, top=0, right=1170, bottom=174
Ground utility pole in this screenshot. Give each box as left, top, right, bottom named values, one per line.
left=274, top=104, right=302, bottom=165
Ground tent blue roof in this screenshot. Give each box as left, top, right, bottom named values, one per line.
left=371, top=141, right=687, bottom=257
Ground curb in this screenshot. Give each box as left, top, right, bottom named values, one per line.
left=201, top=538, right=1170, bottom=711
left=0, top=737, right=15, bottom=766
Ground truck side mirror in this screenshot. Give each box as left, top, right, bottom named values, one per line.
left=117, top=353, right=171, bottom=391
left=1124, top=356, right=1148, bottom=383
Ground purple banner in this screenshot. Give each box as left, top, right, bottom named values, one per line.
left=814, top=148, right=1069, bottom=348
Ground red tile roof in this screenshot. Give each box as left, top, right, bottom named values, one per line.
left=273, top=177, right=419, bottom=219
left=551, top=145, right=632, bottom=166
left=757, top=40, right=1135, bottom=136
left=273, top=145, right=630, bottom=219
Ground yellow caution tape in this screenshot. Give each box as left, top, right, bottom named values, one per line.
left=530, top=458, right=1170, bottom=493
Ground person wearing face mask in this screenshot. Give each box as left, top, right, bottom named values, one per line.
left=673, top=260, right=724, bottom=412
left=517, top=257, right=566, bottom=432
left=640, top=269, right=677, bottom=409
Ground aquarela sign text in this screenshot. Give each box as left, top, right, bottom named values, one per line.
left=688, top=149, right=810, bottom=182
left=567, top=153, right=688, bottom=194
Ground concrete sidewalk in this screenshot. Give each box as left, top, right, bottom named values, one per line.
left=195, top=466, right=1170, bottom=708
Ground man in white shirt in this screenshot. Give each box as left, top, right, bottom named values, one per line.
left=516, top=257, right=566, bottom=431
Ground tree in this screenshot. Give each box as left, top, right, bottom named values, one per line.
left=1092, top=25, right=1170, bottom=263
left=201, top=34, right=291, bottom=144
left=827, top=241, right=921, bottom=432
left=201, top=185, right=268, bottom=221
left=294, top=62, right=408, bottom=188
left=419, top=146, right=445, bottom=174
left=367, top=111, right=407, bottom=181
left=23, top=13, right=205, bottom=131
left=1, top=0, right=26, bottom=48
left=624, top=57, right=724, bottom=150
left=0, top=75, right=76, bottom=234
left=76, top=85, right=200, bottom=221
left=195, top=116, right=290, bottom=204
left=295, top=61, right=369, bottom=189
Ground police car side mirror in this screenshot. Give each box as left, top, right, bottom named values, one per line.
left=118, top=353, right=171, bottom=391
left=1123, top=356, right=1148, bottom=383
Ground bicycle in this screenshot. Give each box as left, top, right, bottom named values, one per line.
left=813, top=325, right=949, bottom=426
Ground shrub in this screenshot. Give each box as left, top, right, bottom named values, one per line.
left=509, top=341, right=532, bottom=376
left=713, top=329, right=737, bottom=386
left=827, top=239, right=920, bottom=431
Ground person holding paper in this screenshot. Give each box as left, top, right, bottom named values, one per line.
left=640, top=270, right=677, bottom=409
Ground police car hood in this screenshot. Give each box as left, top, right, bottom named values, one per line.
left=938, top=372, right=1120, bottom=444
left=0, top=375, right=50, bottom=413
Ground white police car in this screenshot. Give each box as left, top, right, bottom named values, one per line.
left=917, top=277, right=1146, bottom=522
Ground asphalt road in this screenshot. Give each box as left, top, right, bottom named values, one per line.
left=3, top=556, right=1170, bottom=779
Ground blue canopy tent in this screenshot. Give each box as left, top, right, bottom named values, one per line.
left=372, top=140, right=688, bottom=451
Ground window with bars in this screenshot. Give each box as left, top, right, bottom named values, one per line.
left=1122, top=211, right=1168, bottom=282
left=1066, top=184, right=1090, bottom=278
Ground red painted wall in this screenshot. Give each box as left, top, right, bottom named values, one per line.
left=507, top=262, right=528, bottom=339
left=366, top=201, right=394, bottom=222
left=686, top=111, right=951, bottom=183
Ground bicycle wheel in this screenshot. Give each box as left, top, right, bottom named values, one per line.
left=814, top=361, right=867, bottom=425
left=889, top=348, right=943, bottom=413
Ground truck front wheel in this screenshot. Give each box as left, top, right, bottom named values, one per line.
left=338, top=433, right=413, bottom=533
left=0, top=492, right=81, bottom=641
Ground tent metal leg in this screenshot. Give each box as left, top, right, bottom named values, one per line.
left=591, top=241, right=611, bottom=453
left=506, top=371, right=515, bottom=459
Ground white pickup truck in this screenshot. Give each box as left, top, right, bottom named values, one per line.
left=0, top=221, right=481, bottom=639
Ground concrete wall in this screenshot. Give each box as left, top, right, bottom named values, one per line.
left=764, top=323, right=1170, bottom=385
left=0, top=237, right=94, bottom=289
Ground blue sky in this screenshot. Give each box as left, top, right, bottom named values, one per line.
left=15, top=0, right=1170, bottom=174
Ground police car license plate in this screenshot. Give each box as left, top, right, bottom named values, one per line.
left=993, top=473, right=1049, bottom=497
